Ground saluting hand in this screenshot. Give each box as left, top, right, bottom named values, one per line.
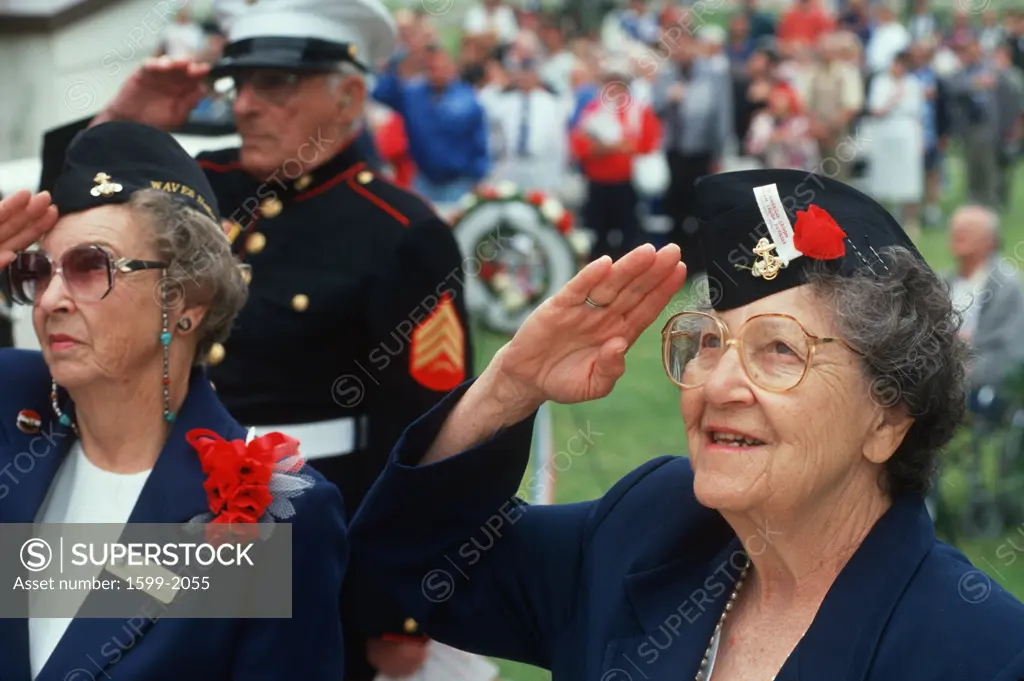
left=0, top=191, right=59, bottom=271
left=494, top=243, right=686, bottom=410
left=420, top=244, right=686, bottom=465
left=90, top=57, right=211, bottom=132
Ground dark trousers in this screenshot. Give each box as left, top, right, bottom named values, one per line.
left=583, top=179, right=640, bottom=261
left=664, top=150, right=713, bottom=274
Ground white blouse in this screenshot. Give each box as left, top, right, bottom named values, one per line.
left=28, top=440, right=151, bottom=679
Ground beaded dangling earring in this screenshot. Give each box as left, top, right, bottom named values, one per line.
left=160, top=271, right=175, bottom=425
left=51, top=380, right=78, bottom=436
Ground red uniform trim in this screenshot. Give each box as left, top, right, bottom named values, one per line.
left=307, top=161, right=410, bottom=227
left=197, top=159, right=243, bottom=173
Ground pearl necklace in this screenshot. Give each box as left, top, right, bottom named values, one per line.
left=694, top=560, right=750, bottom=681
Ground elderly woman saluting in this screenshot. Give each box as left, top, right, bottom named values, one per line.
left=0, top=122, right=346, bottom=680
left=348, top=169, right=1024, bottom=680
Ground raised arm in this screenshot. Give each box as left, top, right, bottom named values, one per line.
left=0, top=190, right=59, bottom=271
left=346, top=245, right=687, bottom=666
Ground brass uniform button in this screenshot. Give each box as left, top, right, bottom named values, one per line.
left=291, top=294, right=310, bottom=312
left=403, top=618, right=418, bottom=634
left=260, top=197, right=283, bottom=218
left=208, top=343, right=226, bottom=366
left=357, top=171, right=373, bottom=185
left=294, top=174, right=312, bottom=191
left=246, top=232, right=267, bottom=254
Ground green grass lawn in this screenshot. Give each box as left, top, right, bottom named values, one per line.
left=466, top=153, right=1024, bottom=681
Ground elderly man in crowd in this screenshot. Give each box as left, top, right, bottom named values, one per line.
left=945, top=205, right=1024, bottom=402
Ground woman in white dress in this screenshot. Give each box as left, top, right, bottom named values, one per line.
left=0, top=121, right=347, bottom=680
left=866, top=50, right=926, bottom=234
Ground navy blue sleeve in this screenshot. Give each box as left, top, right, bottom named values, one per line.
left=347, top=382, right=594, bottom=668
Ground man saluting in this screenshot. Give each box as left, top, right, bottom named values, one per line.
left=38, top=0, right=474, bottom=678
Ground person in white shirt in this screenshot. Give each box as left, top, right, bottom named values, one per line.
left=487, top=52, right=572, bottom=193
left=158, top=8, right=207, bottom=60
left=538, top=15, right=577, bottom=98
left=464, top=0, right=520, bottom=55
left=0, top=121, right=347, bottom=681
left=866, top=4, right=911, bottom=76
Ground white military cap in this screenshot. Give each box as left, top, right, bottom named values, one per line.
left=211, top=0, right=397, bottom=74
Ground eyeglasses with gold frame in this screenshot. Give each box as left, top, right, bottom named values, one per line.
left=660, top=311, right=862, bottom=393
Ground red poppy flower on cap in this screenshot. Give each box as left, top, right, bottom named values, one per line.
left=794, top=204, right=847, bottom=260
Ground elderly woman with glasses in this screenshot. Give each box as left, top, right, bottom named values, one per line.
left=0, top=122, right=347, bottom=681
left=346, top=169, right=1024, bottom=680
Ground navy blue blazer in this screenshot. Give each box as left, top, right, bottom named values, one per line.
left=349, top=382, right=1024, bottom=681
left=0, top=349, right=348, bottom=681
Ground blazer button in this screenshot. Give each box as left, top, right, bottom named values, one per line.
left=260, top=197, right=283, bottom=218
left=294, top=174, right=312, bottom=191
left=246, top=232, right=267, bottom=254
left=291, top=294, right=310, bottom=312
left=403, top=618, right=418, bottom=634
left=208, top=343, right=226, bottom=366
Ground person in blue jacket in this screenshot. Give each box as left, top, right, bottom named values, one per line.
left=348, top=169, right=1024, bottom=680
left=0, top=121, right=347, bottom=680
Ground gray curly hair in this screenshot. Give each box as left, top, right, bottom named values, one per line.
left=128, top=190, right=248, bottom=366
left=698, top=246, right=970, bottom=498
left=804, top=248, right=970, bottom=498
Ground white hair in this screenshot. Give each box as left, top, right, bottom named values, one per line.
left=952, top=203, right=1001, bottom=249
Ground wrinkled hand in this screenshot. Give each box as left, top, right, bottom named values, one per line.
left=91, top=57, right=211, bottom=131
left=0, top=191, right=59, bottom=270
left=490, top=244, right=686, bottom=414
left=366, top=638, right=430, bottom=678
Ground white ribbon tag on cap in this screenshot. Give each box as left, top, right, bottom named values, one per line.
left=752, top=184, right=803, bottom=265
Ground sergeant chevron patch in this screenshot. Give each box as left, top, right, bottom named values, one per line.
left=410, top=294, right=466, bottom=391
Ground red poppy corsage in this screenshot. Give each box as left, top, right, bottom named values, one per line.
left=793, top=205, right=847, bottom=260
left=186, top=429, right=308, bottom=544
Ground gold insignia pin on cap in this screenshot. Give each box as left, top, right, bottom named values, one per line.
left=90, top=172, right=123, bottom=197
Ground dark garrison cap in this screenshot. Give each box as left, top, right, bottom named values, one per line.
left=52, top=121, right=219, bottom=222
left=693, top=169, right=926, bottom=311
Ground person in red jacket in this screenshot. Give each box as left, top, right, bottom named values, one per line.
left=778, top=0, right=834, bottom=49
left=370, top=103, right=416, bottom=189
left=570, top=58, right=662, bottom=260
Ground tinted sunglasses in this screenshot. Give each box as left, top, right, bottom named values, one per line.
left=7, top=244, right=167, bottom=305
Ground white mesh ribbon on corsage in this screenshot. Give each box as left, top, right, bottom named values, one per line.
left=184, top=427, right=316, bottom=532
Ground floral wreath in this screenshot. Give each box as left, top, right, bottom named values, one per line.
left=447, top=182, right=589, bottom=334
left=448, top=181, right=577, bottom=236
left=185, top=428, right=316, bottom=544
